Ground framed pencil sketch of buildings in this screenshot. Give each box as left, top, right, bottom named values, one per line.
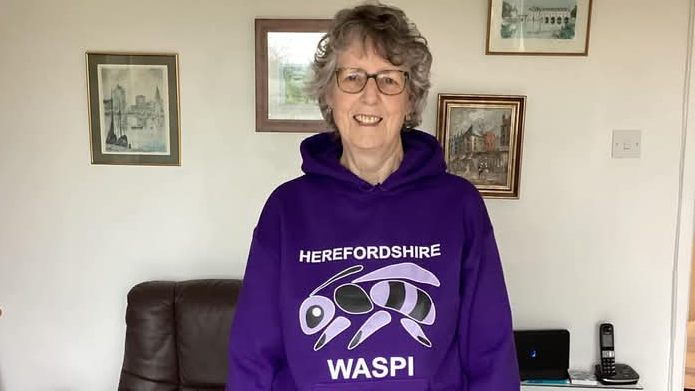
left=86, top=52, right=181, bottom=165
left=486, top=0, right=593, bottom=55
left=255, top=19, right=331, bottom=132
left=436, top=94, right=526, bottom=199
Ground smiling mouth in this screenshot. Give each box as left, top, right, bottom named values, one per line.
left=354, top=114, right=383, bottom=126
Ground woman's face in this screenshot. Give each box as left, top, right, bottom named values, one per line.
left=327, top=42, right=412, bottom=155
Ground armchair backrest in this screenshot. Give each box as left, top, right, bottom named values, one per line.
left=118, top=279, right=241, bottom=391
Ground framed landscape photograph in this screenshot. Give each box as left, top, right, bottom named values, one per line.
left=255, top=19, right=331, bottom=132
left=86, top=52, right=181, bottom=165
left=436, top=94, right=526, bottom=199
left=486, top=0, right=593, bottom=55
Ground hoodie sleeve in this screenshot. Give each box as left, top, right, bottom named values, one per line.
left=458, top=197, right=519, bottom=391
left=226, top=194, right=284, bottom=391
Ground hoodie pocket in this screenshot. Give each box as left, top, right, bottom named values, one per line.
left=312, top=378, right=429, bottom=391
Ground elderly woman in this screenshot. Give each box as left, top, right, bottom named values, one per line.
left=227, top=3, right=518, bottom=391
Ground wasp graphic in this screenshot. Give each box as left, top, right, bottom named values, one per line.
left=299, top=262, right=440, bottom=351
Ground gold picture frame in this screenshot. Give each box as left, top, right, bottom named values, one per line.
left=436, top=94, right=526, bottom=199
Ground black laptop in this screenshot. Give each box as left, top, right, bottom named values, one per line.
left=514, top=329, right=570, bottom=380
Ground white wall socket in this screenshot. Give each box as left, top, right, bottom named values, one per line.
left=612, top=130, right=642, bottom=158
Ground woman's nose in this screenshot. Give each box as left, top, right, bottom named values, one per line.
left=360, top=78, right=380, bottom=103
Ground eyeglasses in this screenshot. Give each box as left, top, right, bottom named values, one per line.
left=335, top=67, right=409, bottom=95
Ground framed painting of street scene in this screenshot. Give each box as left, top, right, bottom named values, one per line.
left=486, top=0, right=593, bottom=55
left=86, top=52, right=180, bottom=165
left=255, top=19, right=331, bottom=132
left=436, top=94, right=526, bottom=199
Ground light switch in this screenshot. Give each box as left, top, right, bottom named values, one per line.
left=612, top=130, right=641, bottom=158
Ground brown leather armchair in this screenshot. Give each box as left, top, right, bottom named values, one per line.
left=118, top=279, right=241, bottom=391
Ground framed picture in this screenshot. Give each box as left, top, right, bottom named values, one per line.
left=255, top=19, right=331, bottom=133
left=86, top=52, right=181, bottom=165
left=436, top=94, right=526, bottom=199
left=486, top=0, right=593, bottom=55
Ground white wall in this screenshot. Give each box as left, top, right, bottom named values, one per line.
left=0, top=0, right=692, bottom=390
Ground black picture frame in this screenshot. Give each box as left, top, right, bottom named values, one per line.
left=86, top=52, right=181, bottom=165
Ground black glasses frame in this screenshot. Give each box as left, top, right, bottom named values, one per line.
left=335, top=68, right=410, bottom=95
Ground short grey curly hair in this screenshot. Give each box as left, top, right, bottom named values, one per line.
left=307, top=2, right=433, bottom=131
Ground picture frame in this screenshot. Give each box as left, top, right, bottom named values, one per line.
left=486, top=0, right=593, bottom=56
left=255, top=19, right=331, bottom=133
left=436, top=94, right=526, bottom=199
left=86, top=52, right=181, bottom=165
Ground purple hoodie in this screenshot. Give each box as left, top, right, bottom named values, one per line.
left=226, top=130, right=519, bottom=391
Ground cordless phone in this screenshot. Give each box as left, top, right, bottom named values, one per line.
left=599, top=323, right=616, bottom=375
left=594, top=323, right=640, bottom=385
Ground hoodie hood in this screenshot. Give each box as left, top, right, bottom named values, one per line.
left=300, top=129, right=447, bottom=192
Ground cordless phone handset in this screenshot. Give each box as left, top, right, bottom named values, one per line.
left=599, top=323, right=616, bottom=376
